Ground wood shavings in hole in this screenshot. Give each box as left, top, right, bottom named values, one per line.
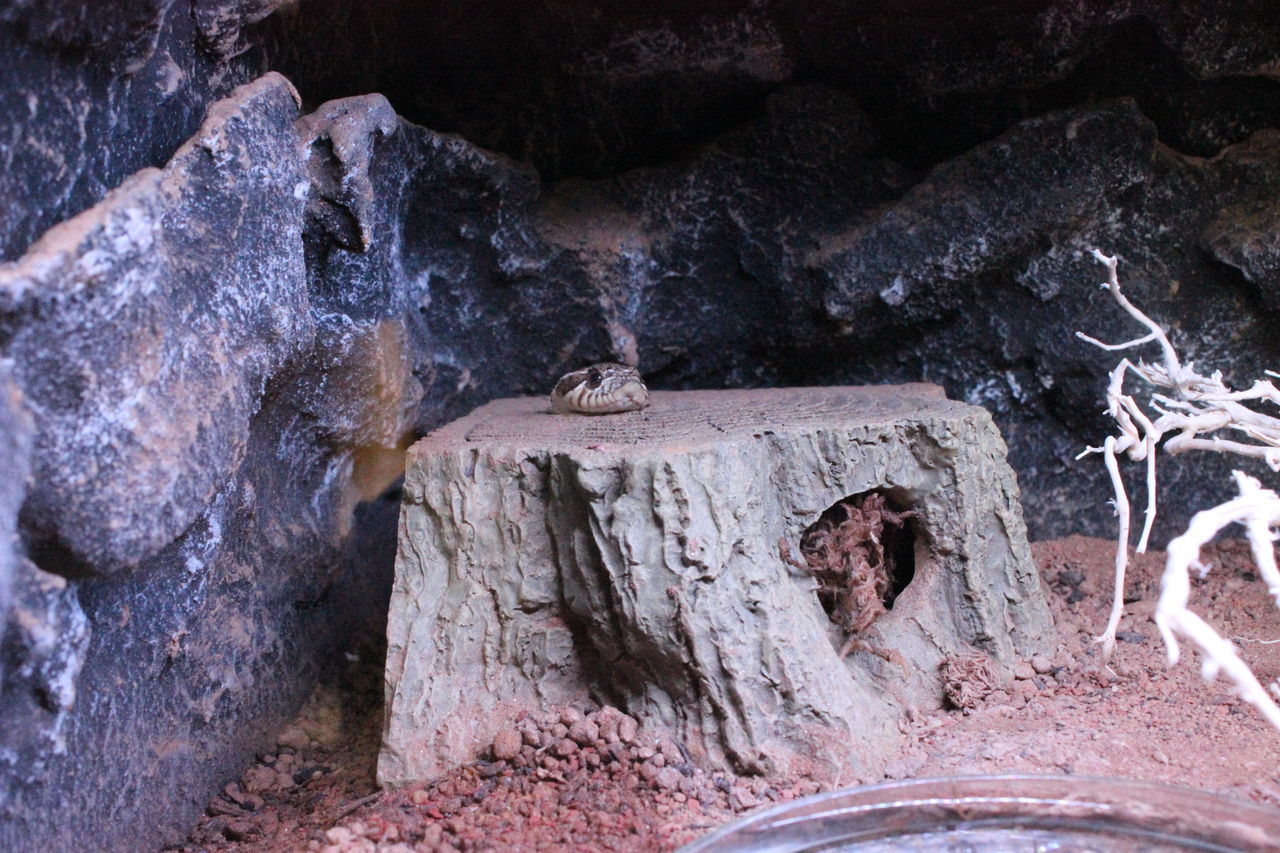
left=940, top=651, right=1001, bottom=710
left=780, top=491, right=914, bottom=666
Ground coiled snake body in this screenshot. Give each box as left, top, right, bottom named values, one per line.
left=550, top=362, right=650, bottom=414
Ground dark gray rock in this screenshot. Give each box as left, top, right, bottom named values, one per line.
left=0, top=72, right=311, bottom=576
left=193, top=0, right=295, bottom=58
left=284, top=93, right=421, bottom=477
left=1202, top=199, right=1280, bottom=311
left=525, top=84, right=909, bottom=390
left=0, top=364, right=32, bottom=658
left=262, top=0, right=790, bottom=180
left=1200, top=131, right=1280, bottom=312
left=296, top=93, right=399, bottom=252
left=893, top=134, right=1280, bottom=541
left=0, top=400, right=366, bottom=852
left=0, top=559, right=90, bottom=821
left=1151, top=2, right=1280, bottom=79
left=0, top=76, right=413, bottom=852
left=263, top=0, right=1280, bottom=177
left=301, top=111, right=614, bottom=434
left=811, top=102, right=1158, bottom=334
left=0, top=0, right=273, bottom=262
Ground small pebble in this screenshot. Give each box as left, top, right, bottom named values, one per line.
left=597, top=713, right=620, bottom=743
left=730, top=785, right=759, bottom=810
left=325, top=826, right=354, bottom=845
left=654, top=767, right=682, bottom=790
left=617, top=714, right=639, bottom=744
left=492, top=729, right=522, bottom=760
left=568, top=718, right=600, bottom=746
left=242, top=765, right=278, bottom=794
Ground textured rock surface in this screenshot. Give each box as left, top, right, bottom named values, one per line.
left=254, top=0, right=1280, bottom=540
left=1, top=72, right=310, bottom=576
left=811, top=103, right=1157, bottom=332
left=0, top=364, right=32, bottom=667
left=266, top=0, right=1280, bottom=178
left=0, top=559, right=90, bottom=815
left=381, top=386, right=1053, bottom=786
left=302, top=106, right=617, bottom=431
left=0, top=75, right=408, bottom=852
left=0, top=0, right=268, bottom=261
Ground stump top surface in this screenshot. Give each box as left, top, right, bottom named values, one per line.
left=417, top=383, right=971, bottom=452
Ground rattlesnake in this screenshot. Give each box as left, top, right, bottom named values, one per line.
left=550, top=362, right=650, bottom=414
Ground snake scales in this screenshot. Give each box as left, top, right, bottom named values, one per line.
left=550, top=362, right=650, bottom=414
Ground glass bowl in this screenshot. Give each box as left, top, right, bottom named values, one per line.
left=679, top=774, right=1280, bottom=852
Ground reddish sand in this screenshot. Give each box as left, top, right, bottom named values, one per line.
left=177, top=536, right=1280, bottom=852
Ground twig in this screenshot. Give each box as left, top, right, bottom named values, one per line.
left=332, top=790, right=384, bottom=822
left=1077, top=250, right=1280, bottom=658
left=1155, top=472, right=1280, bottom=730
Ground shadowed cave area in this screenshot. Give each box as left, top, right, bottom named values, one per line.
left=3, top=1, right=1280, bottom=850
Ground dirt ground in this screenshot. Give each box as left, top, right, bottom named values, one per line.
left=174, top=536, right=1280, bottom=852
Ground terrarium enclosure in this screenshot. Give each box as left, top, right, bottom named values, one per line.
left=3, top=2, right=1280, bottom=851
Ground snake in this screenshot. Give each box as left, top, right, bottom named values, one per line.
left=550, top=362, right=651, bottom=414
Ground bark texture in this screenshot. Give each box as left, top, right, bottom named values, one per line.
left=381, top=386, right=1053, bottom=786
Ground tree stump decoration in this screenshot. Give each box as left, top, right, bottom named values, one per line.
left=378, top=385, right=1054, bottom=786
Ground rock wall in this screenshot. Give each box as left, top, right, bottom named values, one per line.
left=0, top=0, right=286, bottom=261
left=2, top=1, right=1280, bottom=851
left=255, top=0, right=1280, bottom=540
left=0, top=363, right=33, bottom=668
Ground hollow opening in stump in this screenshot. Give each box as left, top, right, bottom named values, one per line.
left=794, top=490, right=917, bottom=638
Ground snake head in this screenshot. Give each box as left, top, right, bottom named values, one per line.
left=551, top=362, right=650, bottom=414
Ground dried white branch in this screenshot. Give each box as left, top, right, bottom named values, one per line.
left=1155, top=472, right=1280, bottom=731
left=1077, top=249, right=1280, bottom=661
left=1097, top=435, right=1130, bottom=659
left=1078, top=250, right=1183, bottom=375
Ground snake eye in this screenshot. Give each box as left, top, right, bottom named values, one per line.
left=586, top=368, right=603, bottom=388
